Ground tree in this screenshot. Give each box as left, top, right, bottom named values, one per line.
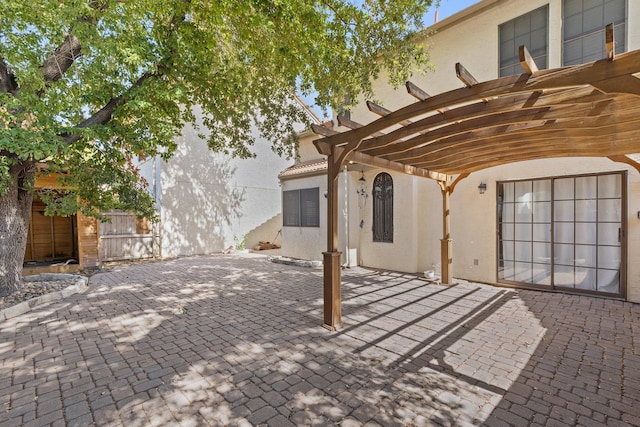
left=0, top=0, right=434, bottom=295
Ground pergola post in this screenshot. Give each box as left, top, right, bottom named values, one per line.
left=322, top=151, right=342, bottom=330
left=439, top=180, right=453, bottom=285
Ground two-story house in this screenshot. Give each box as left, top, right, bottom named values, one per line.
left=280, top=0, right=640, bottom=304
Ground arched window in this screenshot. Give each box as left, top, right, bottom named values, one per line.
left=372, top=173, right=393, bottom=242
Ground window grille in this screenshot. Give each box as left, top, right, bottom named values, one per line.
left=373, top=173, right=393, bottom=242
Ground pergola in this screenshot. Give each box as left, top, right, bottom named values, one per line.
left=312, top=25, right=640, bottom=330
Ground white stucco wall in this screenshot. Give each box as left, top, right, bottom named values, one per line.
left=159, top=108, right=292, bottom=258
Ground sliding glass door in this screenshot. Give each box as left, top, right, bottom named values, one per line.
left=497, top=172, right=624, bottom=297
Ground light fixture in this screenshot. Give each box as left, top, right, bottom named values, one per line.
left=478, top=182, right=487, bottom=194
left=356, top=171, right=368, bottom=203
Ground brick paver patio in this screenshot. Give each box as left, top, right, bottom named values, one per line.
left=1, top=254, right=639, bottom=426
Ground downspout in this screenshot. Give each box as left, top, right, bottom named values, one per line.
left=343, top=165, right=349, bottom=267
left=154, top=155, right=162, bottom=259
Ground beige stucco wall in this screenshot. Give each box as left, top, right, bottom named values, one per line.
left=352, top=0, right=568, bottom=121
left=297, top=131, right=325, bottom=162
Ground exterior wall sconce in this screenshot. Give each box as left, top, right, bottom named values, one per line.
left=478, top=182, right=487, bottom=194
left=356, top=171, right=368, bottom=206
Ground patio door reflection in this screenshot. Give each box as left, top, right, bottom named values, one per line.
left=497, top=173, right=623, bottom=297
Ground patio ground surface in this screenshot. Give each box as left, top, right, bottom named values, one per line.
left=1, top=254, right=639, bottom=426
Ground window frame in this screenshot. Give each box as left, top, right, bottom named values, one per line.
left=562, top=0, right=627, bottom=66
left=498, top=5, right=549, bottom=77
left=283, top=187, right=320, bottom=228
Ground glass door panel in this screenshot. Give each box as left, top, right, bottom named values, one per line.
left=498, top=173, right=623, bottom=297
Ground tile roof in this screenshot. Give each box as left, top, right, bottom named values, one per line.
left=278, top=158, right=327, bottom=180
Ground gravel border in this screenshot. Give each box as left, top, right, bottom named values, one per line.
left=0, top=274, right=89, bottom=322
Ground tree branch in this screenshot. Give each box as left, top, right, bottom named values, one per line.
left=0, top=58, right=18, bottom=95
left=42, top=34, right=82, bottom=83
left=62, top=70, right=160, bottom=144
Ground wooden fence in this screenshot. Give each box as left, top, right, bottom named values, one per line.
left=99, top=211, right=158, bottom=262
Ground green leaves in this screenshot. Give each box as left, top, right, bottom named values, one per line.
left=0, top=0, right=435, bottom=216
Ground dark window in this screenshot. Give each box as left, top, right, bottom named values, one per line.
left=373, top=173, right=393, bottom=242
left=563, top=0, right=626, bottom=66
left=499, top=5, right=548, bottom=77
left=283, top=188, right=319, bottom=227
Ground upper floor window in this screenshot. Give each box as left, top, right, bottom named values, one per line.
left=372, top=173, right=393, bottom=243
left=563, top=0, right=626, bottom=65
left=499, top=5, right=548, bottom=77
left=283, top=187, right=320, bottom=227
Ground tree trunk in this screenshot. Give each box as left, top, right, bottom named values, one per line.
left=0, top=161, right=36, bottom=297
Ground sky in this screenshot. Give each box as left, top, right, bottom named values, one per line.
left=303, top=0, right=481, bottom=118
left=425, top=0, right=481, bottom=26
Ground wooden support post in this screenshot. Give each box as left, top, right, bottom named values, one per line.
left=440, top=180, right=453, bottom=284
left=323, top=153, right=342, bottom=330
left=322, top=251, right=342, bottom=330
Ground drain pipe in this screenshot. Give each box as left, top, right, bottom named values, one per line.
left=343, top=165, right=350, bottom=268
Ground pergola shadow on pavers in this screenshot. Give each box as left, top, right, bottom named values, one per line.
left=0, top=255, right=638, bottom=426
left=312, top=25, right=640, bottom=330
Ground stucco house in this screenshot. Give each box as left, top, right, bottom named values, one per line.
left=279, top=0, right=640, bottom=311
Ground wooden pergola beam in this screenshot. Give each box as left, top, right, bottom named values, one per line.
left=410, top=133, right=640, bottom=174
left=311, top=123, right=338, bottom=137
left=456, top=62, right=479, bottom=87
left=379, top=99, right=640, bottom=161
left=314, top=140, right=448, bottom=182
left=312, top=38, right=640, bottom=330
left=405, top=118, right=640, bottom=169
left=337, top=115, right=386, bottom=138
left=353, top=87, right=608, bottom=154
left=519, top=45, right=539, bottom=75
left=608, top=155, right=640, bottom=173
left=337, top=114, right=362, bottom=129
left=426, top=139, right=640, bottom=175
left=406, top=81, right=430, bottom=100
left=367, top=101, right=415, bottom=127
left=606, top=23, right=615, bottom=61
left=365, top=98, right=636, bottom=159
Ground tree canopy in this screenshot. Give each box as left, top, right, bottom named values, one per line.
left=0, top=0, right=434, bottom=219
